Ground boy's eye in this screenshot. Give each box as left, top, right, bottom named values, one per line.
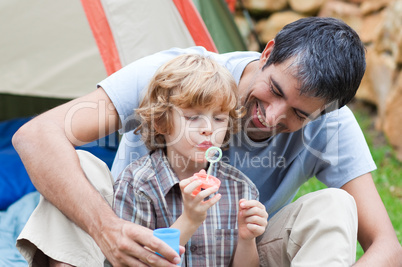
left=214, top=116, right=228, bottom=122
left=185, top=115, right=199, bottom=121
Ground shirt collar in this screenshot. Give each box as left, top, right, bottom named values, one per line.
left=149, top=149, right=180, bottom=197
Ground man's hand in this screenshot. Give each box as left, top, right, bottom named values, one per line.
left=100, top=217, right=183, bottom=266
left=342, top=173, right=402, bottom=266
left=237, top=199, right=268, bottom=240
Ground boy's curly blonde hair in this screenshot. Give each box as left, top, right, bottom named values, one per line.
left=135, top=54, right=244, bottom=150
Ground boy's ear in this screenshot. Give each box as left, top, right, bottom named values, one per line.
left=259, top=40, right=275, bottom=69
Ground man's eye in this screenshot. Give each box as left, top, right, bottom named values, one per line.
left=294, top=111, right=307, bottom=121
left=269, top=83, right=281, bottom=97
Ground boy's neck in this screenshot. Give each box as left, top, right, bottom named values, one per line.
left=165, top=150, right=207, bottom=180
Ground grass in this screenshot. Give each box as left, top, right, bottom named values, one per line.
left=293, top=100, right=402, bottom=260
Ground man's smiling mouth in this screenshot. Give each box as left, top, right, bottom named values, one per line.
left=252, top=102, right=284, bottom=133
left=256, top=108, right=269, bottom=127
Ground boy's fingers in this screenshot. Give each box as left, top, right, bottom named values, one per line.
left=240, top=199, right=265, bottom=209
left=195, top=185, right=219, bottom=200
left=244, top=215, right=268, bottom=226
left=243, top=208, right=269, bottom=221
left=182, top=180, right=202, bottom=194
left=246, top=223, right=266, bottom=236
left=179, top=177, right=196, bottom=189
left=204, top=193, right=222, bottom=206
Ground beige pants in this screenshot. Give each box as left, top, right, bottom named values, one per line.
left=17, top=150, right=358, bottom=267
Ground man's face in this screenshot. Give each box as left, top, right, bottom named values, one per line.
left=239, top=58, right=326, bottom=141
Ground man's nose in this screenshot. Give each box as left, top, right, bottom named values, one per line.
left=265, top=102, right=287, bottom=126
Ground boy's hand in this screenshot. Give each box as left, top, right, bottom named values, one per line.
left=237, top=199, right=268, bottom=240
left=179, top=176, right=221, bottom=224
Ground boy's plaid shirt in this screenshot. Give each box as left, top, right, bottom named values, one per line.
left=113, top=149, right=259, bottom=266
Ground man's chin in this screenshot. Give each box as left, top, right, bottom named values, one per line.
left=241, top=117, right=282, bottom=141
left=244, top=127, right=277, bottom=142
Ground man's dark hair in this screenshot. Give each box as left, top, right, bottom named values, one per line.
left=265, top=17, right=366, bottom=108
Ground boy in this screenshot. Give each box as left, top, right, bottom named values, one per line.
left=113, top=54, right=268, bottom=266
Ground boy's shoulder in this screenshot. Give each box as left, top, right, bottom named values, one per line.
left=216, top=161, right=258, bottom=191
left=118, top=153, right=157, bottom=186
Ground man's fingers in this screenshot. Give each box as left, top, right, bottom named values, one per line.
left=118, top=223, right=181, bottom=266
left=144, top=237, right=182, bottom=266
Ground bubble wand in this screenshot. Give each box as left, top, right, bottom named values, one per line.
left=205, top=146, right=223, bottom=181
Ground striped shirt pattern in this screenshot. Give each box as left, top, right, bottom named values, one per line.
left=113, top=149, right=259, bottom=266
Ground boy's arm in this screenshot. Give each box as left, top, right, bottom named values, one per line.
left=171, top=178, right=221, bottom=246
left=12, top=88, right=181, bottom=266
left=342, top=173, right=402, bottom=266
left=232, top=238, right=259, bottom=267
left=233, top=199, right=268, bottom=267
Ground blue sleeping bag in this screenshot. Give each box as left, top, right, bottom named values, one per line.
left=0, top=117, right=119, bottom=265
left=0, top=117, right=118, bottom=211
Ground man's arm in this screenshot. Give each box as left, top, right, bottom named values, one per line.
left=341, top=173, right=402, bottom=266
left=12, top=88, right=181, bottom=266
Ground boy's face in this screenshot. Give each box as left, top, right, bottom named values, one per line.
left=164, top=106, right=229, bottom=164
left=239, top=51, right=326, bottom=142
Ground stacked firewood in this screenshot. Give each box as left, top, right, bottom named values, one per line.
left=235, top=0, right=402, bottom=160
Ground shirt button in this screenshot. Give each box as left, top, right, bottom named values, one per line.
left=190, top=245, right=197, bottom=252
left=196, top=248, right=203, bottom=255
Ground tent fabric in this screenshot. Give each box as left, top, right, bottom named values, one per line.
left=0, top=0, right=106, bottom=99
left=98, top=0, right=197, bottom=68
left=193, top=0, right=247, bottom=53
left=0, top=0, right=221, bottom=101
left=81, top=0, right=122, bottom=76
left=81, top=0, right=214, bottom=74
left=1, top=0, right=246, bottom=120
left=172, top=0, right=218, bottom=53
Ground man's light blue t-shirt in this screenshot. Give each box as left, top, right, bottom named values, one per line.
left=98, top=46, right=376, bottom=216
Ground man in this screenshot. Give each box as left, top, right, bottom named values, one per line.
left=13, top=17, right=401, bottom=266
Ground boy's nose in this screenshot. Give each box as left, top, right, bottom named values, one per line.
left=199, top=116, right=213, bottom=135
left=201, top=129, right=213, bottom=136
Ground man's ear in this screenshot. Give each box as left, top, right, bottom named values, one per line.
left=259, top=40, right=275, bottom=68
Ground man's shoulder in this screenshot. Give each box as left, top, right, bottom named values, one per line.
left=301, top=106, right=358, bottom=140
